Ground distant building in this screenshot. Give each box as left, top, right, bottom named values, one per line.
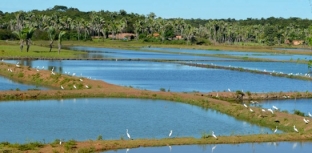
left=292, top=40, right=304, bottom=46
left=108, top=33, right=136, bottom=40
left=285, top=39, right=304, bottom=46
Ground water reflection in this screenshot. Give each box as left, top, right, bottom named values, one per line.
left=0, top=98, right=272, bottom=143
left=103, top=142, right=312, bottom=153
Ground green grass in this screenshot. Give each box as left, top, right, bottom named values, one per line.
left=0, top=41, right=86, bottom=58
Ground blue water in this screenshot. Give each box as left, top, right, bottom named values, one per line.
left=0, top=98, right=272, bottom=143
left=103, top=142, right=312, bottom=153
left=197, top=61, right=311, bottom=75
left=5, top=60, right=312, bottom=93
left=0, top=75, right=47, bottom=91
left=70, top=46, right=233, bottom=61
left=142, top=47, right=312, bottom=61
left=253, top=99, right=312, bottom=115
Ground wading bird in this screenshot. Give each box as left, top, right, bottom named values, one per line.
left=303, top=118, right=310, bottom=124
left=61, top=85, right=64, bottom=90
left=293, top=125, right=298, bottom=133
left=249, top=108, right=253, bottom=112
left=212, top=131, right=217, bottom=139
left=228, top=88, right=231, bottom=92
left=243, top=104, right=248, bottom=108
left=272, top=105, right=278, bottom=110
left=16, top=62, right=20, bottom=67
left=274, top=126, right=277, bottom=133
left=308, top=112, right=312, bottom=117
left=169, top=130, right=173, bottom=137
left=73, top=85, right=77, bottom=89
left=268, top=108, right=274, bottom=114
left=126, top=129, right=131, bottom=139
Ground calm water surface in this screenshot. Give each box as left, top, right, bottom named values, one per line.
left=0, top=75, right=47, bottom=91
left=143, top=47, right=312, bottom=61
left=0, top=98, right=272, bottom=143
left=197, top=61, right=310, bottom=75
left=103, top=142, right=312, bottom=153
left=6, top=60, right=312, bottom=92
left=70, top=46, right=232, bottom=61
left=253, top=99, right=312, bottom=115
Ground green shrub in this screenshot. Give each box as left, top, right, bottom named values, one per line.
left=160, top=88, right=166, bottom=92
left=294, top=110, right=305, bottom=116
left=97, top=135, right=103, bottom=140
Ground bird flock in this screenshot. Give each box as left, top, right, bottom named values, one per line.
left=244, top=101, right=312, bottom=133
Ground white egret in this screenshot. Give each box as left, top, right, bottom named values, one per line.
left=272, top=105, right=278, bottom=110
left=73, top=85, right=77, bottom=89
left=16, top=62, right=20, bottom=67
left=61, top=85, right=64, bottom=90
left=243, top=104, right=248, bottom=108
left=308, top=112, right=312, bottom=117
left=293, top=125, right=298, bottom=133
left=85, top=85, right=89, bottom=88
left=274, top=126, right=277, bottom=133
left=59, top=140, right=62, bottom=145
left=169, top=130, right=173, bottom=137
left=303, top=118, right=310, bottom=124
left=228, top=88, right=231, bottom=92
left=268, top=108, right=274, bottom=114
left=126, top=148, right=129, bottom=153
left=216, top=93, right=219, bottom=98
left=249, top=108, right=253, bottom=112
left=262, top=109, right=266, bottom=112
left=212, top=131, right=217, bottom=139
left=126, top=129, right=131, bottom=139
left=79, top=79, right=83, bottom=82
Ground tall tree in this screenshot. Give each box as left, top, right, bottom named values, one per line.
left=58, top=31, right=66, bottom=54
left=45, top=26, right=56, bottom=51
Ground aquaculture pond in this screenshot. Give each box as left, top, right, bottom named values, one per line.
left=253, top=98, right=312, bottom=115
left=70, top=46, right=233, bottom=61
left=6, top=60, right=312, bottom=93
left=103, top=142, right=312, bottom=153
left=142, top=47, right=312, bottom=61
left=0, top=98, right=273, bottom=143
left=0, top=75, right=47, bottom=91
left=196, top=61, right=310, bottom=75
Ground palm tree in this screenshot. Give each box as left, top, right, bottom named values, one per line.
left=58, top=31, right=66, bottom=54
left=23, top=27, right=36, bottom=52
left=45, top=26, right=56, bottom=52
left=12, top=30, right=26, bottom=51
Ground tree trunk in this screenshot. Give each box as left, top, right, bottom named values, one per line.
left=49, top=40, right=54, bottom=52
left=26, top=39, right=30, bottom=52
left=19, top=40, right=24, bottom=52
left=58, top=42, right=61, bottom=54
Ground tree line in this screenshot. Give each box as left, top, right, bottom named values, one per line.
left=0, top=5, right=312, bottom=49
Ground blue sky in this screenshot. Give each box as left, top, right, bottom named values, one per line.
left=1, top=0, right=312, bottom=19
